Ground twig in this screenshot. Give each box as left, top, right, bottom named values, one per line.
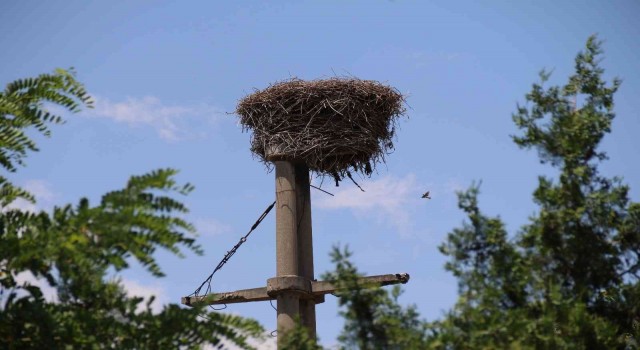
left=310, top=184, right=334, bottom=196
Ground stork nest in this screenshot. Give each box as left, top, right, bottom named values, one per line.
left=236, top=78, right=406, bottom=184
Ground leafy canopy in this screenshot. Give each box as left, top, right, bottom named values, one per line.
left=0, top=69, right=263, bottom=349
left=295, top=35, right=639, bottom=350
left=432, top=35, right=640, bottom=349
left=0, top=68, right=92, bottom=205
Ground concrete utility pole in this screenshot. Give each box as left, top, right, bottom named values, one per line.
left=182, top=159, right=409, bottom=348
left=272, top=160, right=313, bottom=338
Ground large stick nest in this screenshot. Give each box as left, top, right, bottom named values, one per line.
left=236, top=78, right=406, bottom=184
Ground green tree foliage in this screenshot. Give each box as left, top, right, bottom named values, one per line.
left=279, top=317, right=324, bottom=350
left=317, top=35, right=639, bottom=350
left=322, top=246, right=429, bottom=350
left=0, top=69, right=263, bottom=349
left=278, top=246, right=428, bottom=350
left=0, top=68, right=92, bottom=205
left=431, top=35, right=640, bottom=348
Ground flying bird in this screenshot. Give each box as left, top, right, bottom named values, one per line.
left=421, top=191, right=431, bottom=199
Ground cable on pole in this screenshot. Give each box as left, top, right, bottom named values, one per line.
left=189, top=184, right=333, bottom=312
left=190, top=201, right=276, bottom=299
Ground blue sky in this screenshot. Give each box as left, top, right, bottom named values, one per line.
left=2, top=1, right=639, bottom=347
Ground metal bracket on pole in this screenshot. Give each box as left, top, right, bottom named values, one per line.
left=267, top=276, right=312, bottom=298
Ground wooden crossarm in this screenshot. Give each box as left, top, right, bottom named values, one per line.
left=311, top=273, right=410, bottom=294
left=182, top=287, right=271, bottom=307
left=182, top=273, right=409, bottom=307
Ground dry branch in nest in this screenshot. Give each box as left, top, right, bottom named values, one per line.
left=235, top=78, right=407, bottom=185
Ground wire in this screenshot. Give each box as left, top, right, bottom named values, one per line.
left=190, top=182, right=333, bottom=314
left=268, top=300, right=278, bottom=337
left=210, top=304, right=227, bottom=311
left=190, top=201, right=276, bottom=299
